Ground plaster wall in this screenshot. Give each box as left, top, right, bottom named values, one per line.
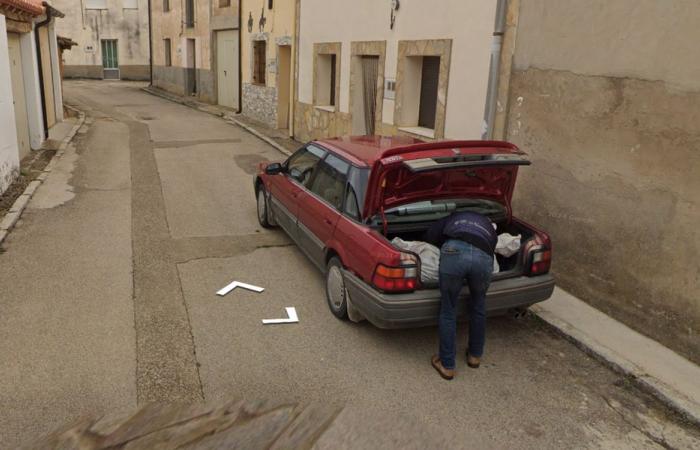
left=19, top=28, right=45, bottom=149
left=53, top=0, right=150, bottom=79
left=0, top=15, right=21, bottom=194
left=506, top=0, right=700, bottom=363
left=297, top=0, right=496, bottom=140
left=240, top=0, right=295, bottom=127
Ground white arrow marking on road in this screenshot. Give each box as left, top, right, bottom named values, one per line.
left=216, top=281, right=265, bottom=296
left=262, top=307, right=299, bottom=325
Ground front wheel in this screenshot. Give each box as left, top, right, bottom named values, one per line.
left=325, top=257, right=348, bottom=320
left=256, top=186, right=274, bottom=228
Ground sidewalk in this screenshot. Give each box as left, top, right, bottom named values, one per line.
left=142, top=84, right=700, bottom=427
left=532, top=288, right=700, bottom=425
left=142, top=86, right=299, bottom=156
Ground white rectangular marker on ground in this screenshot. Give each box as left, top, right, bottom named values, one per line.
left=216, top=281, right=265, bottom=296
left=262, top=307, right=299, bottom=325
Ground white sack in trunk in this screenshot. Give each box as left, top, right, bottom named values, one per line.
left=496, top=233, right=521, bottom=257
left=391, top=238, right=440, bottom=284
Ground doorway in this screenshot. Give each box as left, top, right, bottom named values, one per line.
left=7, top=33, right=30, bottom=159
left=351, top=55, right=379, bottom=135
left=186, top=39, right=197, bottom=95
left=101, top=39, right=119, bottom=80
left=216, top=30, right=239, bottom=109
left=277, top=45, right=291, bottom=130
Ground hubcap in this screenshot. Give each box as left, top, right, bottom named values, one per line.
left=327, top=266, right=345, bottom=310
left=257, top=191, right=266, bottom=222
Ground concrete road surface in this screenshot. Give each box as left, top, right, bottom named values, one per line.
left=0, top=80, right=698, bottom=449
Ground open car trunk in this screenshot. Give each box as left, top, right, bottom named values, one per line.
left=376, top=217, right=535, bottom=287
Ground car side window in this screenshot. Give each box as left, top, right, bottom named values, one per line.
left=310, top=154, right=349, bottom=209
left=286, top=144, right=326, bottom=187
left=344, top=184, right=360, bottom=220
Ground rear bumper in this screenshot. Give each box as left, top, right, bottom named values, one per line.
left=343, top=271, right=555, bottom=329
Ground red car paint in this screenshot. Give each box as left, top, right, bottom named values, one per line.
left=255, top=137, right=550, bottom=294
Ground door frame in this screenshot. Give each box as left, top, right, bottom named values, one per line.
left=349, top=41, right=386, bottom=136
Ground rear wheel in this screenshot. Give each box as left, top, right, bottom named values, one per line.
left=256, top=186, right=273, bottom=228
left=325, top=257, right=348, bottom=320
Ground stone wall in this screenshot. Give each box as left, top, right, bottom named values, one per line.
left=152, top=66, right=215, bottom=104
left=293, top=102, right=351, bottom=143
left=242, top=83, right=278, bottom=128
left=505, top=0, right=700, bottom=364
left=63, top=65, right=103, bottom=79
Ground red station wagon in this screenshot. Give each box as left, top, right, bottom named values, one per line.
left=254, top=136, right=554, bottom=328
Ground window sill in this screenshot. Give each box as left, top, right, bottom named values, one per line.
left=398, top=126, right=435, bottom=139
left=314, top=105, right=336, bottom=113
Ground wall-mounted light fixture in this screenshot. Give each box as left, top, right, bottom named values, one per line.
left=390, top=0, right=400, bottom=30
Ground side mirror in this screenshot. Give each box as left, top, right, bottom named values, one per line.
left=265, top=162, right=284, bottom=175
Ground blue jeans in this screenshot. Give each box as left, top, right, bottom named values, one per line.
left=438, top=239, right=493, bottom=369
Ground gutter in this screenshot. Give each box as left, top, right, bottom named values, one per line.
left=482, top=0, right=508, bottom=140
left=237, top=1, right=242, bottom=114
left=34, top=3, right=52, bottom=140
left=148, top=0, right=153, bottom=84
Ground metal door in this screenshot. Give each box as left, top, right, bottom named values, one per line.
left=7, top=33, right=31, bottom=159
left=101, top=39, right=120, bottom=79
left=216, top=30, right=239, bottom=109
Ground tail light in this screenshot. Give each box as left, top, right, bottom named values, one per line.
left=372, top=252, right=419, bottom=292
left=524, top=235, right=552, bottom=276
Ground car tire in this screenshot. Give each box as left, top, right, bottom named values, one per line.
left=325, top=256, right=349, bottom=320
left=256, top=185, right=274, bottom=228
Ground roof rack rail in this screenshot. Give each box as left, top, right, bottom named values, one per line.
left=379, top=140, right=522, bottom=160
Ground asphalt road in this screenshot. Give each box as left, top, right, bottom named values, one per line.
left=0, top=81, right=698, bottom=449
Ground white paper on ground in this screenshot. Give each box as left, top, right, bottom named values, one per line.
left=262, top=307, right=299, bottom=325
left=216, top=281, right=265, bottom=296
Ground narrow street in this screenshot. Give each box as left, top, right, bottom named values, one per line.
left=1, top=81, right=697, bottom=449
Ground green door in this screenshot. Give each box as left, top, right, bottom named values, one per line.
left=101, top=39, right=119, bottom=79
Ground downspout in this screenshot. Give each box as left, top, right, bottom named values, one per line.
left=482, top=0, right=507, bottom=140
left=35, top=6, right=53, bottom=140
left=237, top=1, right=242, bottom=113
left=148, top=0, right=153, bottom=84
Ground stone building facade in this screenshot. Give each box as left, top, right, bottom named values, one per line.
left=294, top=0, right=498, bottom=142
left=53, top=0, right=150, bottom=80
left=150, top=0, right=240, bottom=107
left=496, top=0, right=700, bottom=364
left=240, top=0, right=295, bottom=131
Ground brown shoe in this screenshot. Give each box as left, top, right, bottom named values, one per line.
left=431, top=355, right=454, bottom=380
left=466, top=354, right=481, bottom=369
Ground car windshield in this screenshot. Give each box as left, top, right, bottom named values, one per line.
left=378, top=198, right=507, bottom=224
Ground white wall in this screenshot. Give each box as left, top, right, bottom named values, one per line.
left=298, top=0, right=496, bottom=139
left=0, top=15, right=21, bottom=194
left=48, top=21, right=63, bottom=121
left=52, top=0, right=150, bottom=67
left=20, top=28, right=45, bottom=148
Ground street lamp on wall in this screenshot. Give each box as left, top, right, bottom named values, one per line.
left=390, top=0, right=400, bottom=30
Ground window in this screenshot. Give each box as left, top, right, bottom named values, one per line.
left=286, top=145, right=326, bottom=187
left=163, top=39, right=171, bottom=67
left=163, top=0, right=169, bottom=12
left=185, top=0, right=194, bottom=27
left=418, top=56, right=440, bottom=129
left=85, top=0, right=107, bottom=9
left=315, top=53, right=337, bottom=107
left=343, top=167, right=369, bottom=220
left=252, top=40, right=266, bottom=85
left=310, top=154, right=350, bottom=209
left=219, top=0, right=230, bottom=6
left=123, top=0, right=138, bottom=9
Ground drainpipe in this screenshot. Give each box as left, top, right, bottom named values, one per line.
left=237, top=1, right=242, bottom=114
left=35, top=5, right=53, bottom=140
left=482, top=0, right=507, bottom=140
left=148, top=0, right=153, bottom=84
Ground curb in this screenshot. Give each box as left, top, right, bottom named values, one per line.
left=141, top=86, right=292, bottom=157
left=530, top=305, right=700, bottom=427
left=0, top=105, right=86, bottom=246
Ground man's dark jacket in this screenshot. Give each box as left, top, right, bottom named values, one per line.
left=425, top=212, right=497, bottom=255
